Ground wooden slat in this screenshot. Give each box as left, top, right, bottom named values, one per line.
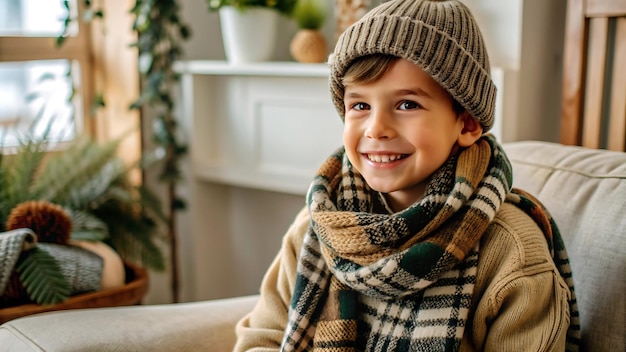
left=582, top=18, right=609, bottom=148
left=0, top=37, right=88, bottom=62
left=91, top=0, right=141, bottom=176
left=561, top=0, right=587, bottom=145
left=608, top=17, right=626, bottom=151
left=586, top=0, right=626, bottom=17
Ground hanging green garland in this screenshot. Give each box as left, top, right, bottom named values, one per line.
left=130, top=0, right=191, bottom=303
left=56, top=0, right=191, bottom=303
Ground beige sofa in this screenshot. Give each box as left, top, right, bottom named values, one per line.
left=1, top=141, right=624, bottom=351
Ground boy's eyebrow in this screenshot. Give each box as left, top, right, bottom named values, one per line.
left=344, top=88, right=433, bottom=98
left=344, top=91, right=364, bottom=99
left=397, top=88, right=432, bottom=98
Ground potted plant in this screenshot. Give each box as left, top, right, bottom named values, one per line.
left=0, top=133, right=166, bottom=308
left=290, top=0, right=327, bottom=63
left=206, top=0, right=298, bottom=63
left=207, top=0, right=297, bottom=14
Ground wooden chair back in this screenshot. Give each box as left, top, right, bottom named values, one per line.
left=561, top=0, right=626, bottom=151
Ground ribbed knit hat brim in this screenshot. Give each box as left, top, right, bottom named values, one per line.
left=328, top=0, right=496, bottom=131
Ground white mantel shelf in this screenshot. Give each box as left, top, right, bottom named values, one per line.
left=174, top=60, right=330, bottom=78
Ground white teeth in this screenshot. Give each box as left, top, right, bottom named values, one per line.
left=367, top=154, right=404, bottom=163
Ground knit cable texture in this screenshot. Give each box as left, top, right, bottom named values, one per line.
left=328, top=0, right=496, bottom=131
left=0, top=229, right=37, bottom=296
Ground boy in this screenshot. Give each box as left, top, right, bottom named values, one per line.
left=235, top=0, right=579, bottom=351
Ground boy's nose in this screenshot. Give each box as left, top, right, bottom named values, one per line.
left=364, top=110, right=395, bottom=140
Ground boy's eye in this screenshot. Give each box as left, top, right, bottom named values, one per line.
left=352, top=102, right=370, bottom=111
left=398, top=100, right=421, bottom=110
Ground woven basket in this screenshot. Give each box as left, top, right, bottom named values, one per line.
left=0, top=261, right=148, bottom=324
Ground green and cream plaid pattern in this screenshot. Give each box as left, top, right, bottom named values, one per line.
left=282, top=135, right=580, bottom=351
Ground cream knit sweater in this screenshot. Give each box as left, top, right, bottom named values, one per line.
left=235, top=203, right=571, bottom=351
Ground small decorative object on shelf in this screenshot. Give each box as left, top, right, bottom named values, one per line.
left=207, top=0, right=298, bottom=63
left=334, top=0, right=371, bottom=41
left=290, top=0, right=328, bottom=63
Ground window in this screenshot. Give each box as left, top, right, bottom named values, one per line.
left=0, top=0, right=92, bottom=149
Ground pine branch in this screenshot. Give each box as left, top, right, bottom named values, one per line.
left=64, top=159, right=127, bottom=210
left=5, top=141, right=47, bottom=211
left=95, top=199, right=166, bottom=270
left=31, top=138, right=120, bottom=203
left=16, top=248, right=70, bottom=305
left=139, top=184, right=168, bottom=222
left=67, top=209, right=109, bottom=241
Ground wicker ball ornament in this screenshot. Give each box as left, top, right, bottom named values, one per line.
left=6, top=200, right=72, bottom=245
left=290, top=29, right=328, bottom=63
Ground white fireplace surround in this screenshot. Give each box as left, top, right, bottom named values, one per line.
left=175, top=60, right=514, bottom=196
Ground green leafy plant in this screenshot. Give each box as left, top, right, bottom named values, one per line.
left=293, top=0, right=325, bottom=29
left=206, top=0, right=298, bottom=15
left=0, top=132, right=166, bottom=305
left=0, top=136, right=167, bottom=272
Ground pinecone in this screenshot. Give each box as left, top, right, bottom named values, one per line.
left=6, top=200, right=72, bottom=245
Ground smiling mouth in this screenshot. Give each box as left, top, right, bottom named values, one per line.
left=366, top=154, right=408, bottom=163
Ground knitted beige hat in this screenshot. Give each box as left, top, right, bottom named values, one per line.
left=328, top=0, right=496, bottom=131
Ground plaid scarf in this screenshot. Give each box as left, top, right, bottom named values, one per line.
left=282, top=135, right=580, bottom=351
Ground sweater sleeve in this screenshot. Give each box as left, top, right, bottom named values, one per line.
left=482, top=271, right=571, bottom=351
left=465, top=203, right=571, bottom=352
left=234, top=206, right=309, bottom=352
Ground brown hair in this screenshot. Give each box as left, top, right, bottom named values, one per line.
left=342, top=54, right=465, bottom=116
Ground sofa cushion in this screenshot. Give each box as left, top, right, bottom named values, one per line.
left=0, top=295, right=258, bottom=351
left=503, top=141, right=626, bottom=352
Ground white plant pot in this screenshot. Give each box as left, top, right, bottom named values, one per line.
left=219, top=7, right=279, bottom=64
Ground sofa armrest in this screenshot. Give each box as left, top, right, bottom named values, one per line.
left=0, top=295, right=258, bottom=352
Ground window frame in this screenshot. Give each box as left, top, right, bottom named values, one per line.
left=0, top=1, right=141, bottom=169
left=0, top=1, right=96, bottom=138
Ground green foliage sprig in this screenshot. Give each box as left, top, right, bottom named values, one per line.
left=206, top=0, right=298, bottom=16
left=130, top=0, right=190, bottom=201
left=16, top=247, right=71, bottom=305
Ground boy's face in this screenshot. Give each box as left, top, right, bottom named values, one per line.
left=342, top=58, right=478, bottom=211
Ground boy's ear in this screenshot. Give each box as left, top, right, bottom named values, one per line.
left=457, top=112, right=483, bottom=147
